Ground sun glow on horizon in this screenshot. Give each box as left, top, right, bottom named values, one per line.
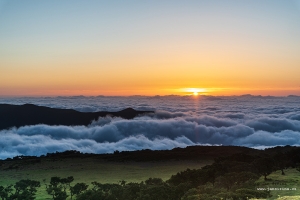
left=0, top=1, right=299, bottom=97
left=183, top=88, right=207, bottom=96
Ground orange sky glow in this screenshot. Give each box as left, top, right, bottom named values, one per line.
left=1, top=1, right=300, bottom=97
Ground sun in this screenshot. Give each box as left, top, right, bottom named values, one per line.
left=182, top=88, right=206, bottom=96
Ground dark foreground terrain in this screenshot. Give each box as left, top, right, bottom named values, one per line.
left=0, top=104, right=153, bottom=130
left=0, top=145, right=300, bottom=199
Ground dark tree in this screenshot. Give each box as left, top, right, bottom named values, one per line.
left=145, top=178, right=164, bottom=186
left=137, top=183, right=175, bottom=200
left=77, top=182, right=122, bottom=200
left=121, top=182, right=141, bottom=200
left=167, top=168, right=207, bottom=188
left=216, top=173, right=237, bottom=191
left=253, top=157, right=275, bottom=181
left=274, top=152, right=289, bottom=175
left=0, top=180, right=40, bottom=200
left=70, top=183, right=88, bottom=200
left=46, top=177, right=69, bottom=200
left=60, top=176, right=74, bottom=192
left=0, top=185, right=13, bottom=200
left=11, top=179, right=40, bottom=200
left=76, top=190, right=104, bottom=200
left=216, top=172, right=258, bottom=191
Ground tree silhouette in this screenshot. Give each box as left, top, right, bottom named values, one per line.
left=0, top=185, right=13, bottom=200
left=70, top=183, right=88, bottom=200
left=0, top=180, right=40, bottom=200
left=12, top=179, right=40, bottom=200
left=46, top=176, right=72, bottom=200
left=253, top=157, right=275, bottom=181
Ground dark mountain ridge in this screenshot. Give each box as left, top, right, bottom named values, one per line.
left=0, top=104, right=153, bottom=130
left=4, top=145, right=299, bottom=162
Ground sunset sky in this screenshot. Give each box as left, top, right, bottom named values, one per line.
left=1, top=0, right=300, bottom=96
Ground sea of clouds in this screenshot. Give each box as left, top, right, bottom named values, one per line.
left=0, top=95, right=300, bottom=159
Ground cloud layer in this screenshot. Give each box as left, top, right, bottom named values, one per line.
left=0, top=95, right=300, bottom=159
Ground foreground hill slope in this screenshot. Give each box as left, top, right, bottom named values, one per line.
left=0, top=145, right=299, bottom=200
left=0, top=104, right=153, bottom=130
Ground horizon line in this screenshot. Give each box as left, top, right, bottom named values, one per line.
left=1, top=94, right=299, bottom=98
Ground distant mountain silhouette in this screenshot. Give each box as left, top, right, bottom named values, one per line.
left=0, top=104, right=153, bottom=130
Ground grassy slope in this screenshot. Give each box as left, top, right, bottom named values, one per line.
left=254, top=168, right=300, bottom=200
left=0, top=146, right=299, bottom=200
left=0, top=157, right=212, bottom=200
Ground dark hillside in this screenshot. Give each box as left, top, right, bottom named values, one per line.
left=9, top=145, right=263, bottom=162
left=104, top=145, right=262, bottom=161
left=0, top=104, right=153, bottom=130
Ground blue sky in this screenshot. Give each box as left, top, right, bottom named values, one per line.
left=1, top=0, right=300, bottom=96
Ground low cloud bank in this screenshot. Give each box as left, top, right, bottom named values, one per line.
left=0, top=133, right=195, bottom=159
left=1, top=114, right=300, bottom=159
left=1, top=96, right=300, bottom=158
